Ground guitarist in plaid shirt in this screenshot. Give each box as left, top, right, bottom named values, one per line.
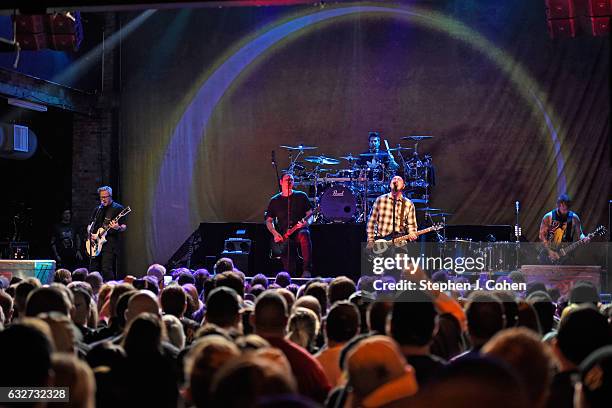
left=366, top=176, right=418, bottom=247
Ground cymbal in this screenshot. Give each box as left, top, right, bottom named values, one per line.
left=401, top=136, right=434, bottom=141
left=340, top=154, right=359, bottom=161
left=387, top=147, right=413, bottom=152
left=417, top=207, right=442, bottom=212
left=304, top=155, right=340, bottom=165
left=429, top=212, right=454, bottom=217
left=359, top=152, right=389, bottom=158
left=280, top=144, right=317, bottom=150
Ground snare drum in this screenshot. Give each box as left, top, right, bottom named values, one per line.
left=319, top=184, right=357, bottom=223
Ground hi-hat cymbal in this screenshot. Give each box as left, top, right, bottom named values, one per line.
left=417, top=207, right=442, bottom=212
left=304, top=155, right=340, bottom=165
left=280, top=144, right=318, bottom=150
left=401, top=136, right=434, bottom=141
left=387, top=147, right=414, bottom=152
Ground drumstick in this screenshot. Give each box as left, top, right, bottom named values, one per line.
left=384, top=139, right=392, bottom=154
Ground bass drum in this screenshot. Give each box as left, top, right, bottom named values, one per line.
left=319, top=184, right=357, bottom=223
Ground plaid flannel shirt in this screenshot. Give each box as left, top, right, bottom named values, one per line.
left=367, top=193, right=418, bottom=242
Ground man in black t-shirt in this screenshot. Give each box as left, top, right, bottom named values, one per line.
left=51, top=209, right=83, bottom=271
left=87, top=186, right=127, bottom=281
left=265, top=173, right=314, bottom=277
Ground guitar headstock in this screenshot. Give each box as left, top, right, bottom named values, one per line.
left=590, top=225, right=607, bottom=238
left=432, top=223, right=444, bottom=231
left=120, top=206, right=132, bottom=217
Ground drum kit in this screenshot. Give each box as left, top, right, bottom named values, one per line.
left=274, top=141, right=516, bottom=271
left=278, top=136, right=436, bottom=223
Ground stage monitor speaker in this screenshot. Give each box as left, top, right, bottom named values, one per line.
left=15, top=33, right=47, bottom=50
left=576, top=0, right=612, bottom=16
left=580, top=16, right=610, bottom=36
left=547, top=17, right=578, bottom=38
left=546, top=0, right=577, bottom=19
left=13, top=15, right=45, bottom=33
left=221, top=251, right=250, bottom=275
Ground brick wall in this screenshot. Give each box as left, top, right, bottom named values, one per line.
left=72, top=12, right=118, bottom=231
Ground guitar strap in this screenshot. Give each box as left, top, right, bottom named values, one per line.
left=399, top=198, right=406, bottom=232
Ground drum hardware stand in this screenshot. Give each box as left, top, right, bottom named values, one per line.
left=271, top=150, right=281, bottom=192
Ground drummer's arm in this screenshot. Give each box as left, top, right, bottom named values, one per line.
left=387, top=153, right=399, bottom=169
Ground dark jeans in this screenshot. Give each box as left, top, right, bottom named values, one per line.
left=273, top=229, right=312, bottom=277
left=89, top=246, right=117, bottom=282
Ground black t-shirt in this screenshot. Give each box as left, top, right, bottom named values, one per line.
left=53, top=222, right=78, bottom=251
left=265, top=191, right=312, bottom=234
left=405, top=354, right=447, bottom=386
left=90, top=202, right=126, bottom=242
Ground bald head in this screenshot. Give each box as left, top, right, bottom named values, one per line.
left=125, top=290, right=160, bottom=323
left=253, top=291, right=288, bottom=336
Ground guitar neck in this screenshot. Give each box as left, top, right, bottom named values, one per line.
left=283, top=207, right=318, bottom=237
left=561, top=235, right=589, bottom=255
left=100, top=210, right=129, bottom=234
left=392, top=226, right=439, bottom=242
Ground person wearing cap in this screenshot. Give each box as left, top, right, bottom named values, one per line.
left=575, top=345, right=612, bottom=408
left=345, top=335, right=418, bottom=407
left=547, top=306, right=611, bottom=408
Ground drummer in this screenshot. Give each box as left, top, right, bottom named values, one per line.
left=358, top=131, right=399, bottom=171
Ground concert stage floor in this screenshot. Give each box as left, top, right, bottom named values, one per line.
left=173, top=222, right=366, bottom=281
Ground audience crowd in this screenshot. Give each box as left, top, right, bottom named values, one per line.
left=0, top=259, right=611, bottom=408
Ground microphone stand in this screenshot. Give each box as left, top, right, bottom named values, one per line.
left=514, top=201, right=521, bottom=270
left=391, top=185, right=397, bottom=244
left=287, top=188, right=292, bottom=275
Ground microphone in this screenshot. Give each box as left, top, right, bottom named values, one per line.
left=271, top=150, right=276, bottom=165
left=515, top=201, right=520, bottom=213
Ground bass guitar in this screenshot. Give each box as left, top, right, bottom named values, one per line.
left=86, top=206, right=131, bottom=257
left=270, top=206, right=319, bottom=255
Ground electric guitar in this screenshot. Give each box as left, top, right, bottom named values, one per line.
left=539, top=225, right=606, bottom=264
left=86, top=206, right=131, bottom=257
left=371, top=223, right=444, bottom=255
